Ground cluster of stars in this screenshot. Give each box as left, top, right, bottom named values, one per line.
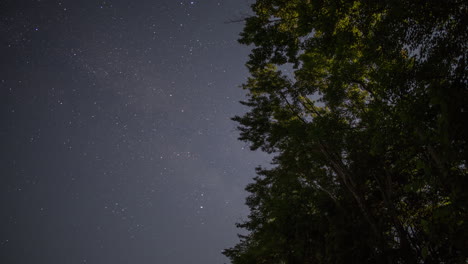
left=0, top=0, right=262, bottom=263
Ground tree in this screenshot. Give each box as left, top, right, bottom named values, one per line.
left=224, top=0, right=467, bottom=263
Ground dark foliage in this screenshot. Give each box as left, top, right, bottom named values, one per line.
left=224, top=0, right=468, bottom=263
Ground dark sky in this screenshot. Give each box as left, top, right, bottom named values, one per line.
left=0, top=0, right=268, bottom=263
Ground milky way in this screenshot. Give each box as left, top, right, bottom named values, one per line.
left=0, top=0, right=268, bottom=263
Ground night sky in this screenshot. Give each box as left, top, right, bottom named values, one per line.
left=0, top=0, right=269, bottom=263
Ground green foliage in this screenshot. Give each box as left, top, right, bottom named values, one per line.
left=224, top=0, right=467, bottom=263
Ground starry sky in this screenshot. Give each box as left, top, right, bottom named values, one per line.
left=0, top=0, right=269, bottom=263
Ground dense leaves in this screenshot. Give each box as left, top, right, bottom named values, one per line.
left=224, top=0, right=467, bottom=263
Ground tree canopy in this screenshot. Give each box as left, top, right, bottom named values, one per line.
left=224, top=0, right=467, bottom=263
